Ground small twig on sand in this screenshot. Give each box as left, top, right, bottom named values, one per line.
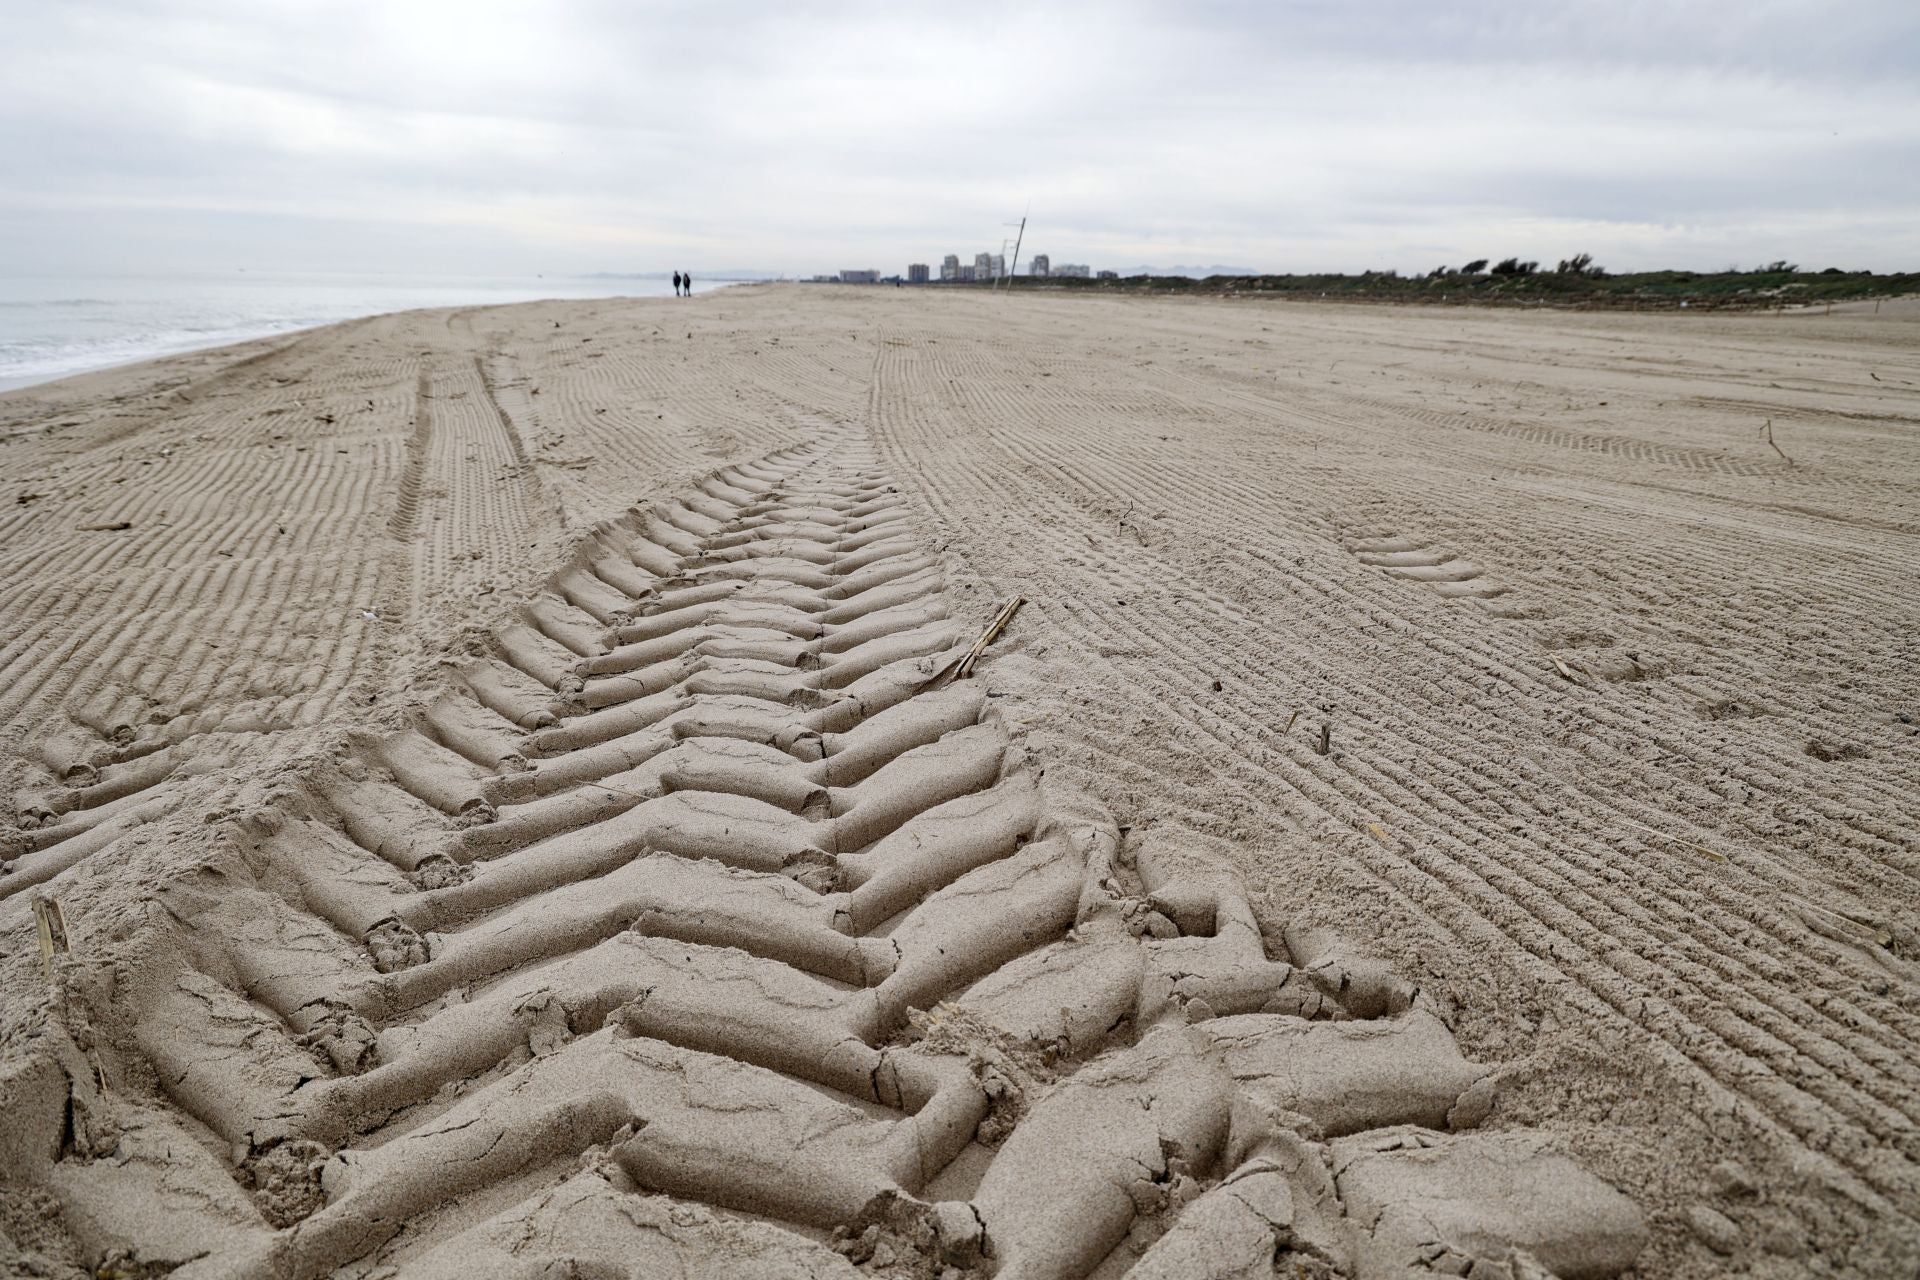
left=1283, top=709, right=1302, bottom=735
left=1315, top=721, right=1332, bottom=756
left=1550, top=655, right=1586, bottom=684
left=1762, top=419, right=1793, bottom=466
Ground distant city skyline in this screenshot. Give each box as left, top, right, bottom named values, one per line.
left=827, top=247, right=1088, bottom=285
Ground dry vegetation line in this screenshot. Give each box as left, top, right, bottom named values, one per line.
left=2, top=441, right=1644, bottom=1278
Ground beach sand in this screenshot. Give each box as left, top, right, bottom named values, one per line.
left=0, top=286, right=1915, bottom=1277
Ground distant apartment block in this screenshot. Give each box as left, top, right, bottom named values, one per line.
left=1096, top=269, right=1119, bottom=280
left=1054, top=263, right=1091, bottom=278
left=907, top=263, right=930, bottom=284
left=973, top=252, right=993, bottom=281
left=990, top=254, right=1006, bottom=279
left=840, top=269, right=879, bottom=284
left=940, top=254, right=961, bottom=282
left=1029, top=254, right=1050, bottom=277
left=958, top=265, right=978, bottom=282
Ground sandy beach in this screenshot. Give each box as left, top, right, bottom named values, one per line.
left=1, top=286, right=1915, bottom=1278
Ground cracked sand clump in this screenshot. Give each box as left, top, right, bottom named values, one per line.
left=408, top=853, right=471, bottom=890
left=900, top=1005, right=1056, bottom=1146
left=830, top=1190, right=989, bottom=1277
left=243, top=1139, right=330, bottom=1228
left=1332, top=1127, right=1647, bottom=1280
left=366, top=919, right=429, bottom=972
left=297, top=1001, right=380, bottom=1074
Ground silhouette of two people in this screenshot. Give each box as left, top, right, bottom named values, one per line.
left=672, top=271, right=692, bottom=297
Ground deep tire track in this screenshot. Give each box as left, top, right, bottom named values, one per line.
left=8, top=439, right=1643, bottom=1280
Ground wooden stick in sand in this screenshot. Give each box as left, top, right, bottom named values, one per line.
left=1761, top=419, right=1793, bottom=466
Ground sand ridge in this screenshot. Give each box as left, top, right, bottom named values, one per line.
left=0, top=287, right=1916, bottom=1276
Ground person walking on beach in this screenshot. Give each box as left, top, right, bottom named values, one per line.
left=672, top=271, right=682, bottom=297
left=681, top=271, right=691, bottom=296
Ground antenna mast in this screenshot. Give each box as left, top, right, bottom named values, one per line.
left=1000, top=205, right=1029, bottom=292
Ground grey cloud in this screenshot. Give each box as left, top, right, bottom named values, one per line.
left=2, top=1, right=1915, bottom=275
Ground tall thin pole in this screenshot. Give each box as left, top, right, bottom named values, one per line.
left=1004, top=215, right=1027, bottom=292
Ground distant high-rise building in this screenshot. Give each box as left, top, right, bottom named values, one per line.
left=974, top=252, right=993, bottom=280
left=907, top=263, right=930, bottom=284
left=1054, top=263, right=1091, bottom=278
left=990, top=254, right=1006, bottom=280
left=941, top=254, right=961, bottom=282
left=840, top=269, right=879, bottom=284
left=1096, top=269, right=1119, bottom=280
left=958, top=264, right=978, bottom=282
left=1029, top=254, right=1050, bottom=277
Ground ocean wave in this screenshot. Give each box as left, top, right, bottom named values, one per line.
left=0, top=272, right=680, bottom=388
left=0, top=298, right=118, bottom=309
left=0, top=323, right=311, bottom=381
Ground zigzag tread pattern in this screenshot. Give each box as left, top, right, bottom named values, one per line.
left=13, top=445, right=1646, bottom=1280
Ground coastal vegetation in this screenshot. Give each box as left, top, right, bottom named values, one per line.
left=1015, top=261, right=1918, bottom=309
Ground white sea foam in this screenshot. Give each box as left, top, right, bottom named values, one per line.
left=0, top=271, right=726, bottom=390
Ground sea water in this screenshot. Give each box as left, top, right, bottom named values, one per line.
left=0, top=270, right=740, bottom=392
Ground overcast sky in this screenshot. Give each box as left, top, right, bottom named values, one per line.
left=3, top=1, right=1916, bottom=277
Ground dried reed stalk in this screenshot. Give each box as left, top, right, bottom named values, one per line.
left=1608, top=813, right=1728, bottom=864
left=1797, top=903, right=1892, bottom=947
left=32, top=896, right=71, bottom=982
left=936, top=598, right=1029, bottom=679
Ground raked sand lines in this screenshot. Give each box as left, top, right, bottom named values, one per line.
left=862, top=309, right=1920, bottom=1271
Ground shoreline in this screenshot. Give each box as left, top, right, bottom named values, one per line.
left=0, top=274, right=760, bottom=395
left=0, top=322, right=323, bottom=394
